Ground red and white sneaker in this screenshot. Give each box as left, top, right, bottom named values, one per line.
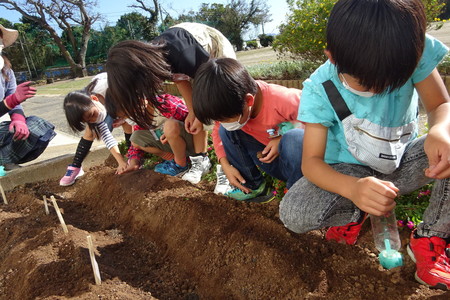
left=59, top=165, right=85, bottom=186
left=325, top=214, right=368, bottom=245
left=407, top=230, right=450, bottom=290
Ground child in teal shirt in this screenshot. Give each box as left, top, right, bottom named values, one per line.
left=280, top=0, right=450, bottom=290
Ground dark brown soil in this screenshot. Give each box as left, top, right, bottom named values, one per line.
left=0, top=163, right=449, bottom=300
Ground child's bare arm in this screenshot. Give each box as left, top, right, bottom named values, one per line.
left=416, top=68, right=450, bottom=179
left=175, top=80, right=203, bottom=135
left=109, top=146, right=127, bottom=174
left=302, top=123, right=397, bottom=216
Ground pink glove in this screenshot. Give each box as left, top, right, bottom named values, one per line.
left=9, top=114, right=30, bottom=140
left=4, top=81, right=37, bottom=109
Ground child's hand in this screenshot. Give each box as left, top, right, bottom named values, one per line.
left=259, top=137, right=281, bottom=163
left=184, top=113, right=202, bottom=135
left=112, top=118, right=126, bottom=128
left=424, top=127, right=450, bottom=179
left=160, top=133, right=168, bottom=144
left=116, top=161, right=128, bottom=174
left=349, top=176, right=398, bottom=216
left=118, top=159, right=140, bottom=174
left=222, top=163, right=251, bottom=194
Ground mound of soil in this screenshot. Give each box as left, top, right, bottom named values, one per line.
left=0, top=164, right=448, bottom=299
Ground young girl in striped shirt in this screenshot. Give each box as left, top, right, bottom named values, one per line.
left=59, top=72, right=132, bottom=186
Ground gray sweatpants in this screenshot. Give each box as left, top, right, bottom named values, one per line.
left=280, top=136, right=450, bottom=239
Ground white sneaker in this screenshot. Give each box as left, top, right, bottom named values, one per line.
left=181, top=155, right=212, bottom=184
left=214, top=164, right=233, bottom=195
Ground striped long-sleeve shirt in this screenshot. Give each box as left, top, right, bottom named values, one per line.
left=96, top=121, right=117, bottom=150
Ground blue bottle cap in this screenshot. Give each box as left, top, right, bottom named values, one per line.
left=378, top=249, right=403, bottom=269
left=0, top=166, right=6, bottom=177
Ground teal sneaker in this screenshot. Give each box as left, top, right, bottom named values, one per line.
left=225, top=181, right=274, bottom=202
left=154, top=160, right=189, bottom=177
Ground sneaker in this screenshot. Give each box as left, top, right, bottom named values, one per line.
left=325, top=214, right=368, bottom=245
left=181, top=155, right=212, bottom=184
left=154, top=160, right=189, bottom=177
left=225, top=181, right=267, bottom=201
left=214, top=164, right=233, bottom=195
left=407, top=231, right=450, bottom=290
left=59, top=165, right=85, bottom=186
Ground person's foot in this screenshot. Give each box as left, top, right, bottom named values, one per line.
left=213, top=164, right=233, bottom=195
left=181, top=155, right=212, bottom=184
left=154, top=160, right=189, bottom=177
left=325, top=214, right=368, bottom=245
left=225, top=181, right=267, bottom=201
left=407, top=230, right=450, bottom=290
left=59, top=165, right=85, bottom=186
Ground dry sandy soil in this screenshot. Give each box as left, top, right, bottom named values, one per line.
left=0, top=160, right=449, bottom=300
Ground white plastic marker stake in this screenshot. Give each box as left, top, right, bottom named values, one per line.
left=43, top=195, right=49, bottom=215
left=0, top=183, right=7, bottom=204
left=50, top=196, right=68, bottom=234
left=0, top=165, right=7, bottom=204
left=87, top=235, right=102, bottom=285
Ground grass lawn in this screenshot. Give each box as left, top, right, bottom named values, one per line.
left=36, top=77, right=93, bottom=95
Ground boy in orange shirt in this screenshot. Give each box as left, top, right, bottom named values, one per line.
left=193, top=58, right=304, bottom=201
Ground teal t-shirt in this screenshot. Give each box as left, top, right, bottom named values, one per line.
left=298, top=34, right=449, bottom=165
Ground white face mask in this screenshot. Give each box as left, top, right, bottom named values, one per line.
left=221, top=106, right=252, bottom=131
left=341, top=74, right=375, bottom=98
left=92, top=100, right=107, bottom=123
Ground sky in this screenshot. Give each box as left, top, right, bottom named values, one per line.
left=0, top=0, right=290, bottom=38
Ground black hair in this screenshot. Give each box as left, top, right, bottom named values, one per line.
left=326, top=0, right=426, bottom=93
left=106, top=40, right=172, bottom=129
left=193, top=58, right=258, bottom=125
left=63, top=91, right=100, bottom=138
left=1, top=54, right=11, bottom=81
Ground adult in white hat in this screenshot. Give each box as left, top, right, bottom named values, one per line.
left=0, top=24, right=55, bottom=169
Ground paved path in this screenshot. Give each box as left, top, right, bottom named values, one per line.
left=3, top=94, right=125, bottom=167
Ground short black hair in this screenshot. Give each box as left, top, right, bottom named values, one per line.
left=326, top=0, right=426, bottom=93
left=193, top=58, right=258, bottom=125
left=63, top=91, right=100, bottom=138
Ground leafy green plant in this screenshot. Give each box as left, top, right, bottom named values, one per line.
left=273, top=0, right=336, bottom=61
left=273, top=0, right=448, bottom=62
left=395, top=184, right=433, bottom=230
left=247, top=60, right=320, bottom=80
left=438, top=53, right=450, bottom=75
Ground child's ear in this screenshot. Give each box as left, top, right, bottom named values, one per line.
left=324, top=50, right=335, bottom=65
left=245, top=94, right=255, bottom=106
left=90, top=95, right=99, bottom=101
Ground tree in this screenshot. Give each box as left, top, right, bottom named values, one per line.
left=273, top=0, right=447, bottom=62
left=129, top=0, right=159, bottom=39
left=0, top=17, right=61, bottom=76
left=0, top=0, right=100, bottom=77
left=116, top=12, right=156, bottom=41
left=173, top=0, right=271, bottom=51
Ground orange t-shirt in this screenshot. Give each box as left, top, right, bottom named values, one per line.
left=212, top=80, right=303, bottom=160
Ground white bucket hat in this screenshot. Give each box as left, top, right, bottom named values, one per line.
left=0, top=24, right=19, bottom=48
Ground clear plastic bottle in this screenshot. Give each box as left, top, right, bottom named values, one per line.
left=370, top=212, right=403, bottom=269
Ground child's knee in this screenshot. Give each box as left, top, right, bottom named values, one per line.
left=279, top=195, right=310, bottom=234
left=163, top=119, right=181, bottom=138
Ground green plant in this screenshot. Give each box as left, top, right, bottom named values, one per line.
left=438, top=53, right=450, bottom=75
left=395, top=184, right=433, bottom=230
left=273, top=0, right=448, bottom=61
left=423, top=0, right=448, bottom=29
left=245, top=40, right=258, bottom=49
left=273, top=0, right=336, bottom=61
left=258, top=34, right=274, bottom=47
left=246, top=60, right=320, bottom=80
